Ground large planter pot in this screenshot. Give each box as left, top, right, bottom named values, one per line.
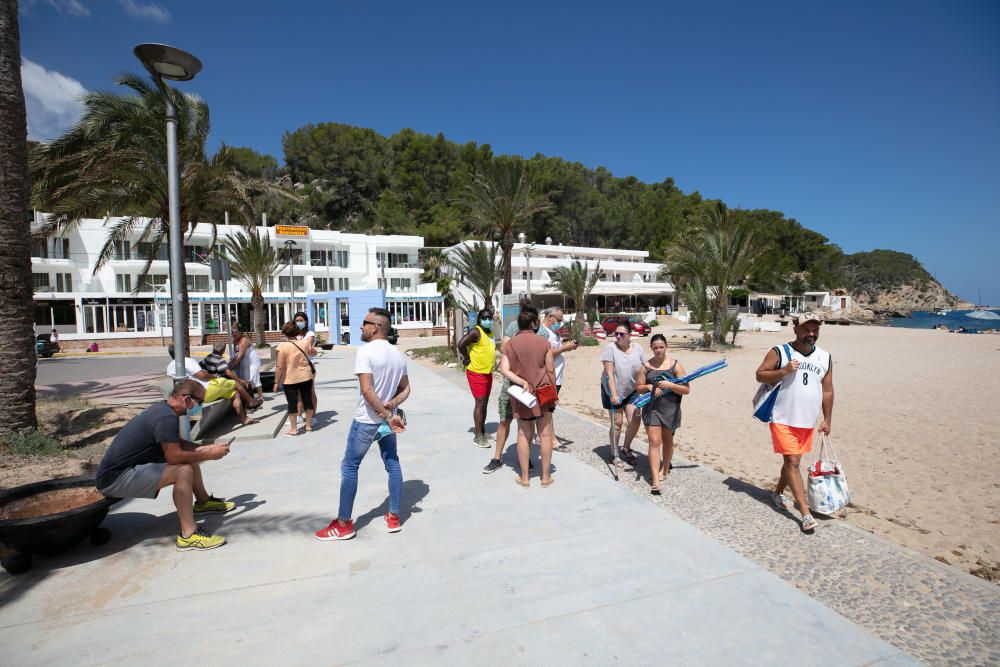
left=260, top=370, right=275, bottom=393
left=0, top=475, right=118, bottom=574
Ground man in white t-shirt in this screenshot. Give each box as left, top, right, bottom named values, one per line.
left=537, top=306, right=577, bottom=452
left=316, top=307, right=410, bottom=541
left=755, top=311, right=834, bottom=533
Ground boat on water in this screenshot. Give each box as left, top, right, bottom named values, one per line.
left=936, top=310, right=950, bottom=316
left=966, top=309, right=1000, bottom=320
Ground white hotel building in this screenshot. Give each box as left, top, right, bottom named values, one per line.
left=31, top=216, right=444, bottom=348
left=445, top=240, right=676, bottom=313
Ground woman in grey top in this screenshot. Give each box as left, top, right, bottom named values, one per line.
left=600, top=323, right=646, bottom=466
left=634, top=334, right=689, bottom=494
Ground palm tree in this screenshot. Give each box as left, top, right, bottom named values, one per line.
left=547, top=260, right=603, bottom=339
left=462, top=159, right=552, bottom=295
left=0, top=0, right=38, bottom=432
left=660, top=203, right=765, bottom=345
left=29, top=73, right=281, bottom=285
left=221, top=230, right=281, bottom=346
left=446, top=241, right=503, bottom=310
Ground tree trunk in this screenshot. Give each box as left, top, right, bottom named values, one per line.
left=501, top=239, right=513, bottom=296
left=252, top=292, right=266, bottom=346
left=0, top=0, right=38, bottom=432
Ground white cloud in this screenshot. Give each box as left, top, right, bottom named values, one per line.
left=20, top=0, right=91, bottom=17
left=21, top=58, right=87, bottom=142
left=117, top=0, right=170, bottom=23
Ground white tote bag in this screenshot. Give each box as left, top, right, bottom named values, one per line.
left=807, top=435, right=850, bottom=515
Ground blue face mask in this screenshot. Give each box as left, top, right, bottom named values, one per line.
left=480, top=319, right=493, bottom=329
left=296, top=321, right=306, bottom=330
left=551, top=322, right=562, bottom=332
left=187, top=399, right=202, bottom=417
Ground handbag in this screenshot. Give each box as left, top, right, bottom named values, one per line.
left=752, top=344, right=791, bottom=422
left=807, top=435, right=850, bottom=515
left=535, top=383, right=559, bottom=408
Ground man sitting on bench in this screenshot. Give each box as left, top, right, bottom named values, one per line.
left=167, top=344, right=257, bottom=427
left=201, top=342, right=261, bottom=412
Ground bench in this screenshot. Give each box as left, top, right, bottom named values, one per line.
left=144, top=377, right=231, bottom=441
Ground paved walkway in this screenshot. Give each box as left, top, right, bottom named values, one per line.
left=1, top=348, right=916, bottom=665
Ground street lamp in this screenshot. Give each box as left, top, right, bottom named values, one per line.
left=518, top=232, right=535, bottom=301
left=134, top=43, right=202, bottom=438
left=284, top=239, right=298, bottom=320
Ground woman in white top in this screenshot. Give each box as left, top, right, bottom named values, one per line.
left=229, top=324, right=262, bottom=401
left=294, top=311, right=319, bottom=421
left=600, top=323, right=646, bottom=467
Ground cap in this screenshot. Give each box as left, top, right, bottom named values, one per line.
left=791, top=311, right=824, bottom=325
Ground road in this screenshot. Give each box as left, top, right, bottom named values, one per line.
left=35, top=354, right=170, bottom=386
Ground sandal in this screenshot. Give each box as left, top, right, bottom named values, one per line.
left=515, top=477, right=530, bottom=488
left=620, top=449, right=637, bottom=466
left=650, top=486, right=662, bottom=496
left=612, top=456, right=626, bottom=469
left=801, top=515, right=817, bottom=531
left=541, top=478, right=555, bottom=488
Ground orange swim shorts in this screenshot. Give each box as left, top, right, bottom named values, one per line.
left=769, top=423, right=815, bottom=456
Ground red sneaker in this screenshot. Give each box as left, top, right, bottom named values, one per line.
left=384, top=512, right=402, bottom=533
left=315, top=519, right=356, bottom=541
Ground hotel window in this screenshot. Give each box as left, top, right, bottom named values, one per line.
left=140, top=273, right=168, bottom=291
left=314, top=277, right=330, bottom=292
left=610, top=273, right=622, bottom=282
left=390, top=278, right=411, bottom=293
left=113, top=240, right=131, bottom=260
left=521, top=271, right=531, bottom=281
left=137, top=242, right=169, bottom=261
left=31, top=241, right=48, bottom=258
left=377, top=277, right=387, bottom=290
left=32, top=273, right=49, bottom=291
left=266, top=277, right=274, bottom=292
left=51, top=238, right=70, bottom=259
left=186, top=275, right=210, bottom=292
left=311, top=250, right=331, bottom=267
left=335, top=250, right=349, bottom=268
left=278, top=276, right=306, bottom=292
left=337, top=277, right=350, bottom=291
left=55, top=273, right=73, bottom=292
left=116, top=274, right=132, bottom=292
left=184, top=245, right=211, bottom=263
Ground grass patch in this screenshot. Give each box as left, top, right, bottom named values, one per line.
left=408, top=345, right=462, bottom=366
left=578, top=337, right=600, bottom=347
left=1, top=428, right=64, bottom=458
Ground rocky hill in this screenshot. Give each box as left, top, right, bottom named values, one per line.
left=840, top=250, right=972, bottom=316
left=852, top=281, right=973, bottom=317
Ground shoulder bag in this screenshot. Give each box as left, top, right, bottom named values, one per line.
left=751, top=343, right=791, bottom=422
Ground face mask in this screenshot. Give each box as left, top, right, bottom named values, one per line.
left=551, top=322, right=561, bottom=332
left=296, top=321, right=306, bottom=330
left=480, top=319, right=493, bottom=329
left=187, top=399, right=202, bottom=417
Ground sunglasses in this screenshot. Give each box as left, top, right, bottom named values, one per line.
left=361, top=320, right=379, bottom=327
left=614, top=331, right=630, bottom=337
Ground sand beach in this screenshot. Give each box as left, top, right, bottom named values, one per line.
left=556, top=320, right=1000, bottom=581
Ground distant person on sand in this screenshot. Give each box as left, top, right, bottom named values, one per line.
left=95, top=379, right=235, bottom=551
left=635, top=334, right=689, bottom=494
left=601, top=323, right=646, bottom=467
left=315, top=307, right=409, bottom=540
left=755, top=311, right=834, bottom=533
left=458, top=309, right=496, bottom=447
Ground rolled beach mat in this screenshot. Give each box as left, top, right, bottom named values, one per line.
left=507, top=384, right=538, bottom=408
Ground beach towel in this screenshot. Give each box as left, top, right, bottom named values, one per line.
left=807, top=435, right=850, bottom=515
left=752, top=344, right=791, bottom=422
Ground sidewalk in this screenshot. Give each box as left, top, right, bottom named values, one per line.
left=0, top=348, right=914, bottom=665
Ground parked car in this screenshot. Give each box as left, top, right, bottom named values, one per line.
left=35, top=334, right=58, bottom=358
left=601, top=315, right=650, bottom=336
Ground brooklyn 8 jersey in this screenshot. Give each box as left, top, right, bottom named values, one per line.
left=770, top=344, right=830, bottom=429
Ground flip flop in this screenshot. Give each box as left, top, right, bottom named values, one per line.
left=515, top=477, right=530, bottom=488
left=650, top=486, right=662, bottom=495
left=612, top=456, right=626, bottom=469
left=541, top=478, right=555, bottom=488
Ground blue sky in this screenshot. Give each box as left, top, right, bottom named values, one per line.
left=18, top=0, right=1000, bottom=305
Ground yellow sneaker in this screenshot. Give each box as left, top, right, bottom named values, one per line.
left=176, top=527, right=226, bottom=551
left=193, top=495, right=235, bottom=513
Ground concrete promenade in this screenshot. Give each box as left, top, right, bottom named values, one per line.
left=1, top=347, right=915, bottom=665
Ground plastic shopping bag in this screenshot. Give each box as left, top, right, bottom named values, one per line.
left=807, top=435, right=850, bottom=515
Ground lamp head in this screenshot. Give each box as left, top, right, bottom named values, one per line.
left=133, top=43, right=202, bottom=81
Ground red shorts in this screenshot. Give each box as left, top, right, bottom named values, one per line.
left=770, top=423, right=815, bottom=456
left=466, top=370, right=493, bottom=400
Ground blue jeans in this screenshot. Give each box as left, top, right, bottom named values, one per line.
left=338, top=419, right=403, bottom=520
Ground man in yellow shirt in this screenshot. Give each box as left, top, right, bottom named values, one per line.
left=458, top=309, right=497, bottom=447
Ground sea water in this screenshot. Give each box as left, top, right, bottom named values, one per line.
left=889, top=309, right=1000, bottom=332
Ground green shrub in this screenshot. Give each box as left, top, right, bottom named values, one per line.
left=408, top=345, right=461, bottom=365
left=649, top=319, right=659, bottom=327
left=1, top=428, right=63, bottom=457
left=578, top=337, right=600, bottom=346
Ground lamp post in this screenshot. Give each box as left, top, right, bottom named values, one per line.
left=518, top=232, right=535, bottom=301
left=284, top=239, right=298, bottom=320
left=134, top=43, right=202, bottom=438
